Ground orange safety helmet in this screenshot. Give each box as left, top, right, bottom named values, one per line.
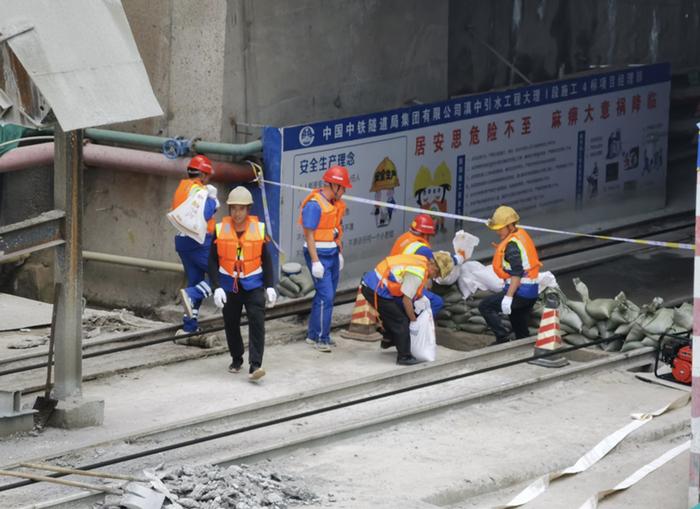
left=187, top=154, right=214, bottom=175
left=411, top=213, right=436, bottom=235
left=323, top=165, right=352, bottom=189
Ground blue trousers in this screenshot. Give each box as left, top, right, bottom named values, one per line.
left=176, top=239, right=212, bottom=332
left=304, top=250, right=340, bottom=343
left=423, top=289, right=443, bottom=315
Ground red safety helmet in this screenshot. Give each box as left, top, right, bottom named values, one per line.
left=187, top=154, right=214, bottom=175
left=322, top=165, right=352, bottom=189
left=411, top=214, right=436, bottom=235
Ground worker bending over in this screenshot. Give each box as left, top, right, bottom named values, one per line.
left=361, top=251, right=453, bottom=365
left=479, top=205, right=541, bottom=345
left=209, top=186, right=277, bottom=381
left=390, top=213, right=466, bottom=315
left=299, top=165, right=351, bottom=352
left=173, top=155, right=219, bottom=335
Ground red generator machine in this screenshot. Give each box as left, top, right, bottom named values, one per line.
left=654, top=332, right=692, bottom=385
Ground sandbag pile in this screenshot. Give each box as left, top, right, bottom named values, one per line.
left=433, top=284, right=508, bottom=335
left=276, top=262, right=315, bottom=299
left=540, top=277, right=690, bottom=352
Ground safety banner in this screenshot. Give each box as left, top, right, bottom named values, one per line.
left=262, top=63, right=671, bottom=277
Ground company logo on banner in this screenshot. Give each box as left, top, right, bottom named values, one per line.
left=263, top=63, right=671, bottom=279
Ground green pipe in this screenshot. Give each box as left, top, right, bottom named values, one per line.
left=84, top=128, right=262, bottom=157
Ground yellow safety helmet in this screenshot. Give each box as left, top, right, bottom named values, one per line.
left=413, top=166, right=433, bottom=194
left=433, top=162, right=452, bottom=189
left=227, top=186, right=253, bottom=205
left=433, top=251, right=455, bottom=279
left=487, top=205, right=519, bottom=230
left=369, top=157, right=400, bottom=192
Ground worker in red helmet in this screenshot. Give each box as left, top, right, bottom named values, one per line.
left=171, top=154, right=219, bottom=337
left=298, top=165, right=352, bottom=352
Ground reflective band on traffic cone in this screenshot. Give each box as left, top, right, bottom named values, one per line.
left=528, top=292, right=569, bottom=368
left=340, top=286, right=382, bottom=341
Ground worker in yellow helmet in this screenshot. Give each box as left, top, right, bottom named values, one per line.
left=479, top=206, right=542, bottom=345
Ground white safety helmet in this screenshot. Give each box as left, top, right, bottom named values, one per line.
left=227, top=186, right=253, bottom=205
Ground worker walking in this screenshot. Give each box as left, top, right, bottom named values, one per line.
left=361, top=252, right=453, bottom=365
left=209, top=186, right=277, bottom=381
left=479, top=206, right=541, bottom=345
left=299, top=165, right=351, bottom=352
left=389, top=213, right=466, bottom=315
left=172, top=155, right=219, bottom=335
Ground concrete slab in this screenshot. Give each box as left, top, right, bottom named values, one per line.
left=47, top=397, right=104, bottom=429
left=0, top=293, right=52, bottom=331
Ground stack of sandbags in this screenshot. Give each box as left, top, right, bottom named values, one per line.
left=277, top=262, right=315, bottom=299
left=555, top=278, right=690, bottom=352
left=433, top=283, right=508, bottom=335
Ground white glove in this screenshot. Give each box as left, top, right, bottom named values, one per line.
left=414, top=295, right=430, bottom=314
left=206, top=184, right=218, bottom=199
left=214, top=288, right=227, bottom=309
left=265, top=287, right=277, bottom=308
left=501, top=295, right=513, bottom=315
left=338, top=253, right=344, bottom=271
left=311, top=261, right=324, bottom=279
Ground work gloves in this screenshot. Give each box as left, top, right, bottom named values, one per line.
left=214, top=288, right=227, bottom=309
left=501, top=295, right=513, bottom=315
left=311, top=261, right=325, bottom=279
left=338, top=253, right=344, bottom=271
left=265, top=287, right=277, bottom=308
left=414, top=295, right=431, bottom=314
left=206, top=184, right=220, bottom=209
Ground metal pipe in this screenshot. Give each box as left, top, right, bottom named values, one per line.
left=0, top=142, right=255, bottom=183
left=84, top=127, right=262, bottom=157
left=83, top=250, right=183, bottom=273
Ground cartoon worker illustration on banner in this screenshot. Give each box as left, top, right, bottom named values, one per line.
left=370, top=157, right=400, bottom=227
left=413, top=162, right=452, bottom=233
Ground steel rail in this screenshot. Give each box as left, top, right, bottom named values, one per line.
left=0, top=333, right=647, bottom=495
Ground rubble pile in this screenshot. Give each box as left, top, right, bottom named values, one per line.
left=160, top=463, right=317, bottom=509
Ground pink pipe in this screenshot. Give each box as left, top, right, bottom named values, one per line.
left=0, top=142, right=255, bottom=183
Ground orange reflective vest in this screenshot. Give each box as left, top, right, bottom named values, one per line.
left=492, top=228, right=541, bottom=282
left=215, top=216, right=265, bottom=278
left=374, top=254, right=428, bottom=298
left=390, top=231, right=431, bottom=257
left=172, top=178, right=215, bottom=234
left=298, top=190, right=346, bottom=247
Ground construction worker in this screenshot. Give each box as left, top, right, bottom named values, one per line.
left=173, top=155, right=219, bottom=335
left=209, top=186, right=277, bottom=381
left=299, top=165, right=352, bottom=352
left=479, top=205, right=541, bottom=345
left=389, top=213, right=465, bottom=315
left=361, top=251, right=454, bottom=365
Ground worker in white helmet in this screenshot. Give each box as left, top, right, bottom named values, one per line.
left=208, top=186, right=277, bottom=381
left=479, top=205, right=542, bottom=345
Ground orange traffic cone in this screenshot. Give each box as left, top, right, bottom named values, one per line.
left=340, top=286, right=382, bottom=341
left=528, top=292, right=569, bottom=368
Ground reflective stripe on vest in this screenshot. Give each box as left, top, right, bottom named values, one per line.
left=298, top=190, right=346, bottom=245
left=492, top=228, right=541, bottom=281
left=374, top=254, right=428, bottom=298
left=172, top=178, right=215, bottom=234
left=216, top=216, right=265, bottom=277
left=390, top=231, right=431, bottom=257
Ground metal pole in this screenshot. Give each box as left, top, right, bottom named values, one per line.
left=52, top=126, right=84, bottom=400
left=691, top=122, right=700, bottom=507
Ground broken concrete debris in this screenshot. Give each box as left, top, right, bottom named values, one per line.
left=96, top=463, right=318, bottom=509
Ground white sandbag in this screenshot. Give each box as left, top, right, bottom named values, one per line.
left=610, top=292, right=640, bottom=325
left=453, top=230, right=480, bottom=260
left=673, top=302, right=693, bottom=330
left=568, top=300, right=596, bottom=328
left=614, top=322, right=634, bottom=336
left=559, top=305, right=583, bottom=333
left=572, top=277, right=590, bottom=302
left=410, top=309, right=436, bottom=362
left=640, top=307, right=674, bottom=336
left=166, top=188, right=209, bottom=244
left=537, top=271, right=558, bottom=293
left=585, top=299, right=618, bottom=320
left=621, top=340, right=644, bottom=352
left=625, top=323, right=645, bottom=342
left=435, top=264, right=461, bottom=286
left=457, top=261, right=504, bottom=300
left=563, top=334, right=589, bottom=346
left=581, top=326, right=599, bottom=340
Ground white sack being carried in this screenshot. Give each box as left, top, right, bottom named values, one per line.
left=453, top=230, right=480, bottom=260
left=410, top=309, right=436, bottom=362
left=457, top=261, right=503, bottom=299
left=435, top=264, right=460, bottom=286
left=166, top=189, right=209, bottom=244
left=537, top=271, right=558, bottom=293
